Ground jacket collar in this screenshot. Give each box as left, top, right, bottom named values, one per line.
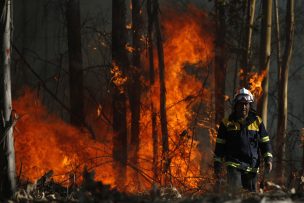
left=229, top=111, right=257, bottom=126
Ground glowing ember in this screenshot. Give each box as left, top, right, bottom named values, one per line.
left=111, top=62, right=128, bottom=93
left=125, top=43, right=135, bottom=53
left=126, top=23, right=132, bottom=30
left=97, top=104, right=102, bottom=117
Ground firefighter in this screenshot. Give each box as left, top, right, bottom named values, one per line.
left=214, top=88, right=272, bottom=192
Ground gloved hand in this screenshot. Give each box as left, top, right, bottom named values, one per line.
left=265, top=161, right=272, bottom=174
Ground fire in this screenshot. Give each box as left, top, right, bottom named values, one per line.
left=97, top=104, right=102, bottom=117
left=161, top=6, right=214, bottom=188
left=248, top=70, right=267, bottom=100
left=111, top=62, right=128, bottom=93
left=139, top=5, right=214, bottom=190
left=126, top=23, right=132, bottom=30
left=13, top=4, right=215, bottom=193
left=14, top=89, right=115, bottom=186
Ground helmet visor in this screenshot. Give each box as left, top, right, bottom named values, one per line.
left=234, top=94, right=253, bottom=103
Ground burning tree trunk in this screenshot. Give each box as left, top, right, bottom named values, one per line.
left=112, top=0, right=128, bottom=190
left=240, top=0, right=256, bottom=87
left=214, top=0, right=227, bottom=125
left=154, top=0, right=170, bottom=185
left=147, top=0, right=158, bottom=182
left=66, top=0, right=85, bottom=126
left=276, top=0, right=294, bottom=183
left=0, top=0, right=16, bottom=197
left=258, top=0, right=272, bottom=128
left=129, top=0, right=142, bottom=187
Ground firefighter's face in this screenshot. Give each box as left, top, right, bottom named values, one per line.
left=235, top=100, right=250, bottom=118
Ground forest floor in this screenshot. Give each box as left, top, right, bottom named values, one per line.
left=10, top=182, right=304, bottom=202
left=8, top=170, right=304, bottom=202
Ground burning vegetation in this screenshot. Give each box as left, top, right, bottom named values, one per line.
left=1, top=0, right=302, bottom=202
left=13, top=4, right=215, bottom=195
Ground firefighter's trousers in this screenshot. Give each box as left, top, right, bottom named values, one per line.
left=227, top=166, right=257, bottom=192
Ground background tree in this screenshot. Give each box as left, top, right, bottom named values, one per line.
left=129, top=0, right=143, bottom=186
left=214, top=0, right=227, bottom=125
left=147, top=0, right=158, bottom=183
left=154, top=0, right=169, bottom=185
left=0, top=0, right=16, bottom=198
left=258, top=0, right=272, bottom=128
left=66, top=0, right=85, bottom=126
left=240, top=0, right=256, bottom=87
left=112, top=0, right=128, bottom=190
left=276, top=0, right=295, bottom=183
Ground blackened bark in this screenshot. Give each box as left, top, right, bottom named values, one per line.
left=66, top=0, right=85, bottom=126
left=112, top=0, right=128, bottom=190
left=129, top=0, right=142, bottom=185
left=214, top=0, right=227, bottom=126
left=276, top=0, right=294, bottom=183
left=147, top=0, right=158, bottom=182
left=0, top=0, right=16, bottom=198
left=154, top=0, right=169, bottom=185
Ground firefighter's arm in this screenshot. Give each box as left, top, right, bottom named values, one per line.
left=214, top=121, right=227, bottom=176
left=258, top=118, right=273, bottom=172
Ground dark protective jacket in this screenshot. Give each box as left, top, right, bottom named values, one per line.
left=214, top=111, right=272, bottom=173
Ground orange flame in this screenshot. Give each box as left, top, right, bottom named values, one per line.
left=14, top=4, right=215, bottom=193
left=139, top=5, right=214, bottom=190
left=248, top=70, right=267, bottom=100
left=14, top=89, right=115, bottom=186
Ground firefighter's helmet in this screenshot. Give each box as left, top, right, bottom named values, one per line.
left=233, top=88, right=254, bottom=104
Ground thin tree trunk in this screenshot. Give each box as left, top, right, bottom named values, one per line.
left=0, top=0, right=16, bottom=197
left=258, top=0, right=272, bottom=128
left=276, top=0, right=294, bottom=184
left=302, top=128, right=304, bottom=170
left=147, top=0, right=158, bottom=183
left=214, top=0, right=227, bottom=125
left=129, top=0, right=142, bottom=188
left=154, top=0, right=169, bottom=185
left=66, top=0, right=85, bottom=126
left=233, top=1, right=246, bottom=94
left=274, top=0, right=281, bottom=81
left=241, top=0, right=256, bottom=87
left=112, top=0, right=128, bottom=190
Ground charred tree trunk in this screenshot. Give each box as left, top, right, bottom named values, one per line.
left=276, top=0, right=294, bottom=184
left=129, top=0, right=142, bottom=187
left=66, top=0, right=85, bottom=126
left=0, top=0, right=16, bottom=198
left=154, top=0, right=169, bottom=185
left=258, top=0, right=272, bottom=128
left=112, top=0, right=128, bottom=190
left=240, top=0, right=256, bottom=87
left=147, top=0, right=158, bottom=183
left=214, top=0, right=227, bottom=125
